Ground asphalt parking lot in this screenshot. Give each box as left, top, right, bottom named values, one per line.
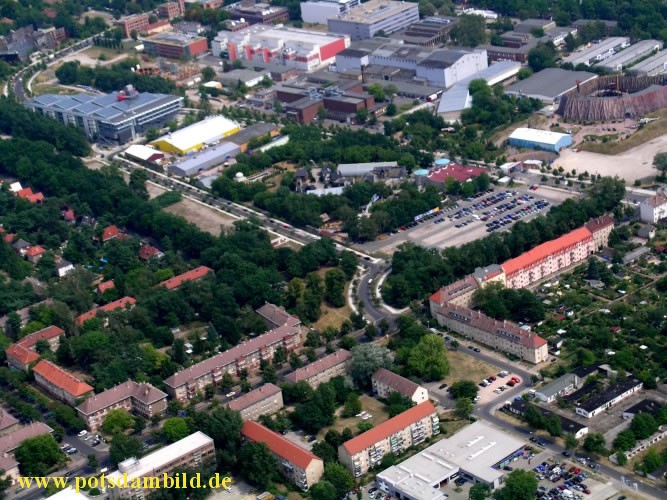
left=362, top=187, right=566, bottom=254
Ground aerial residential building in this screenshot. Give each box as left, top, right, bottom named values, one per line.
left=163, top=325, right=302, bottom=401
left=56, top=260, right=75, bottom=278
left=327, top=0, right=419, bottom=40
left=226, top=383, right=283, bottom=420
left=430, top=302, right=549, bottom=364
left=101, top=225, right=121, bottom=242
left=229, top=3, right=289, bottom=25
left=107, top=432, right=215, bottom=499
left=256, top=302, right=302, bottom=329
left=377, top=421, right=526, bottom=497
left=143, top=32, right=209, bottom=59
left=24, top=90, right=184, bottom=144
left=5, top=325, right=65, bottom=372
left=212, top=25, right=350, bottom=73
left=242, top=421, right=323, bottom=490
left=0, top=422, right=53, bottom=486
left=372, top=368, right=429, bottom=404
left=76, top=381, right=168, bottom=431
left=76, top=297, right=137, bottom=326
left=640, top=189, right=667, bottom=223
left=0, top=408, right=19, bottom=437
left=301, top=0, right=360, bottom=24
left=284, top=349, right=352, bottom=388
left=158, top=266, right=214, bottom=290
left=33, top=360, right=94, bottom=405
left=116, top=13, right=150, bottom=38
left=338, top=401, right=439, bottom=476
left=158, top=0, right=185, bottom=19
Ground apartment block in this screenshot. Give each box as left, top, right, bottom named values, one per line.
left=76, top=381, right=168, bottom=431
left=107, top=432, right=215, bottom=499
left=284, top=349, right=352, bottom=388
left=338, top=401, right=439, bottom=476
left=242, top=421, right=323, bottom=490
left=640, top=189, right=667, bottom=223
left=158, top=0, right=185, bottom=19
left=372, top=368, right=429, bottom=404
left=5, top=325, right=64, bottom=372
left=163, top=324, right=302, bottom=401
left=117, top=14, right=150, bottom=38
left=226, top=383, right=283, bottom=421
left=33, top=360, right=94, bottom=406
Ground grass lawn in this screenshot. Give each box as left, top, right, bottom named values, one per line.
left=312, top=267, right=353, bottom=331
left=578, top=108, right=667, bottom=154
left=440, top=349, right=498, bottom=386
left=32, top=84, right=78, bottom=96
left=316, top=395, right=389, bottom=439
left=81, top=45, right=126, bottom=60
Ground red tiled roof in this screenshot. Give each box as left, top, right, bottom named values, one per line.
left=76, top=381, right=167, bottom=415
left=33, top=360, right=93, bottom=398
left=97, top=280, right=115, bottom=294
left=27, top=193, right=45, bottom=203
left=585, top=215, right=613, bottom=234
left=76, top=297, right=136, bottom=326
left=63, top=209, right=76, bottom=222
left=5, top=344, right=39, bottom=366
left=284, top=349, right=351, bottom=384
left=25, top=245, right=45, bottom=257
left=16, top=187, right=34, bottom=199
left=242, top=421, right=320, bottom=470
left=139, top=245, right=162, bottom=260
left=159, top=266, right=214, bottom=290
left=427, top=163, right=487, bottom=183
left=342, top=402, right=437, bottom=456
left=42, top=7, right=57, bottom=18
left=372, top=368, right=421, bottom=398
left=18, top=325, right=65, bottom=348
left=101, top=225, right=120, bottom=242
left=3, top=233, right=16, bottom=243
left=501, top=227, right=592, bottom=277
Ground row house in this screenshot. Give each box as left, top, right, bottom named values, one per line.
left=158, top=266, right=214, bottom=290
left=5, top=325, right=65, bottom=372
left=338, top=401, right=439, bottom=476
left=33, top=360, right=94, bottom=406
left=284, top=349, right=352, bottom=388
left=76, top=296, right=137, bottom=327
left=76, top=381, right=168, bottom=431
left=163, top=324, right=302, bottom=401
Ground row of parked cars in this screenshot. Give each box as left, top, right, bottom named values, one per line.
left=485, top=200, right=550, bottom=232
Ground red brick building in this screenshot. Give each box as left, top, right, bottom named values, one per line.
left=117, top=13, right=150, bottom=38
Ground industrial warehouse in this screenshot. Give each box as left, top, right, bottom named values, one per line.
left=508, top=128, right=573, bottom=152
left=376, top=421, right=527, bottom=499
left=24, top=88, right=183, bottom=144
left=150, top=115, right=240, bottom=154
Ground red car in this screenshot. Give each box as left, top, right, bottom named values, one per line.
left=488, top=375, right=497, bottom=381
left=511, top=377, right=521, bottom=383
left=583, top=490, right=591, bottom=495
left=507, top=381, right=516, bottom=387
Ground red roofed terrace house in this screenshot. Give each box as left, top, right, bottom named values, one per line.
left=338, top=401, right=440, bottom=477
left=76, top=296, right=137, bottom=327
left=76, top=381, right=167, bottom=431
left=226, top=383, right=283, bottom=421
left=429, top=216, right=614, bottom=364
left=5, top=325, right=65, bottom=372
left=159, top=265, right=213, bottom=290
left=242, top=421, right=323, bottom=490
left=284, top=349, right=352, bottom=388
left=372, top=368, right=429, bottom=404
left=101, top=224, right=121, bottom=243
left=163, top=304, right=302, bottom=401
left=33, top=360, right=94, bottom=405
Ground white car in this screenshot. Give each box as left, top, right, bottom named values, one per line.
left=78, top=430, right=87, bottom=437
left=225, top=391, right=236, bottom=398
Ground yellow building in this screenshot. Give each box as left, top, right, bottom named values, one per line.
left=150, top=115, right=240, bottom=155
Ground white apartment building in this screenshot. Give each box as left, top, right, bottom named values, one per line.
left=640, top=190, right=667, bottom=223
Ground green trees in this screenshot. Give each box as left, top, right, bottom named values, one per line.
left=238, top=441, right=279, bottom=488
left=407, top=334, right=450, bottom=381
left=455, top=397, right=475, bottom=419
left=367, top=83, right=386, bottom=102
left=494, top=470, right=537, bottom=500
left=631, top=412, right=659, bottom=440
left=201, top=66, right=216, bottom=82
left=342, top=393, right=362, bottom=418
left=470, top=483, right=491, bottom=500
left=310, top=480, right=338, bottom=500
left=564, top=432, right=579, bottom=452
left=450, top=15, right=487, bottom=46
left=350, top=344, right=394, bottom=388
left=473, top=283, right=545, bottom=323
left=162, top=417, right=191, bottom=443
left=15, top=435, right=63, bottom=475
left=653, top=152, right=667, bottom=179
left=322, top=462, right=355, bottom=498
left=450, top=380, right=479, bottom=400
left=101, top=409, right=135, bottom=435
left=55, top=61, right=80, bottom=85
left=528, top=43, right=557, bottom=72
left=325, top=268, right=347, bottom=308
left=582, top=433, right=606, bottom=455
left=109, top=433, right=143, bottom=466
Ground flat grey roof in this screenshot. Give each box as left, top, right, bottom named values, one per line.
left=504, top=68, right=598, bottom=100
left=378, top=421, right=525, bottom=496
left=598, top=40, right=663, bottom=70
left=631, top=49, right=667, bottom=74
left=563, top=37, right=630, bottom=66
left=536, top=373, right=576, bottom=398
